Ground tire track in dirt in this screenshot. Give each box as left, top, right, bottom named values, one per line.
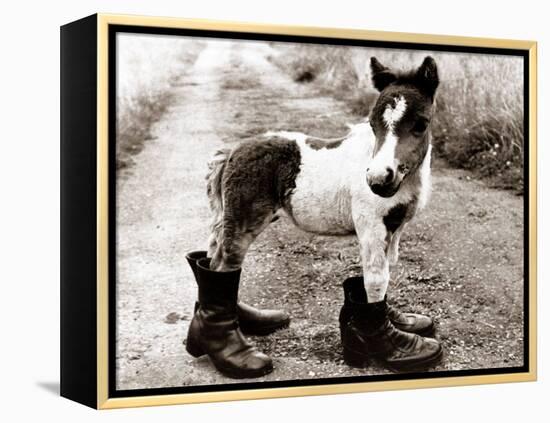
left=117, top=40, right=525, bottom=390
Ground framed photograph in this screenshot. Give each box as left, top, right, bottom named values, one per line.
left=60, top=13, right=537, bottom=409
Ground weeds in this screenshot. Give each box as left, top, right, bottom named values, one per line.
left=116, top=90, right=173, bottom=170
left=116, top=36, right=205, bottom=170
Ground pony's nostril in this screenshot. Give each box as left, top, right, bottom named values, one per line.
left=385, top=167, right=394, bottom=183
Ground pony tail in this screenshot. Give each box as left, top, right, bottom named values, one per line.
left=206, top=149, right=230, bottom=256
left=207, top=149, right=230, bottom=210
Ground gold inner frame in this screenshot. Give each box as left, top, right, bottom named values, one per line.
left=96, top=13, right=537, bottom=409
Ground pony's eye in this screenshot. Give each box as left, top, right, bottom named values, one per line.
left=412, top=118, right=429, bottom=134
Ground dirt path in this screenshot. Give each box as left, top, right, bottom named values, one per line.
left=116, top=40, right=524, bottom=390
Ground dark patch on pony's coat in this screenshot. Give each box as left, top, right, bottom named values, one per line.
left=383, top=204, right=409, bottom=233
left=222, top=138, right=302, bottom=223
left=305, top=137, right=344, bottom=150
left=211, top=138, right=301, bottom=268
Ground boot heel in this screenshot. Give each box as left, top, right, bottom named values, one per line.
left=343, top=348, right=369, bottom=368
left=185, top=335, right=205, bottom=358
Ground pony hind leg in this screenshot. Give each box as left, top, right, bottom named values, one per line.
left=207, top=211, right=223, bottom=258
left=210, top=208, right=276, bottom=272
left=208, top=138, right=297, bottom=271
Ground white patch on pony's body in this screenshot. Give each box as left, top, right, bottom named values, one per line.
left=265, top=121, right=428, bottom=236
left=268, top=123, right=373, bottom=234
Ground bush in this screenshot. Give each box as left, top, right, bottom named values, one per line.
left=431, top=58, right=523, bottom=191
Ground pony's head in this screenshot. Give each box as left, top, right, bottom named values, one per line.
left=366, top=56, right=439, bottom=198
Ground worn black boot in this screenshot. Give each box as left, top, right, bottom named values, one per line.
left=185, top=257, right=273, bottom=379
left=186, top=251, right=290, bottom=335
left=339, top=276, right=434, bottom=336
left=340, top=280, right=443, bottom=372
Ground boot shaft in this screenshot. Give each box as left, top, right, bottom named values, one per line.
left=185, top=256, right=274, bottom=378
left=343, top=276, right=367, bottom=305
left=196, top=257, right=241, bottom=307
left=189, top=256, right=243, bottom=341
left=185, top=250, right=207, bottom=280
left=340, top=278, right=393, bottom=356
left=340, top=276, right=435, bottom=336
left=340, top=279, right=443, bottom=370
left=340, top=276, right=387, bottom=332
left=339, top=276, right=366, bottom=329
left=341, top=291, right=418, bottom=359
left=186, top=250, right=290, bottom=336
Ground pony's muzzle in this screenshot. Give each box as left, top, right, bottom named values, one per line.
left=366, top=167, right=399, bottom=198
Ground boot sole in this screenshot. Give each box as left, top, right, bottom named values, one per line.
left=343, top=344, right=444, bottom=372
left=186, top=339, right=274, bottom=379
left=343, top=347, right=371, bottom=368
left=240, top=319, right=291, bottom=336
left=340, top=322, right=436, bottom=345
left=387, top=345, right=444, bottom=372
left=212, top=361, right=274, bottom=379
left=185, top=337, right=205, bottom=358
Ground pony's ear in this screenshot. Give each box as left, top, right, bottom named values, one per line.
left=415, top=56, right=439, bottom=97
left=370, top=57, right=397, bottom=92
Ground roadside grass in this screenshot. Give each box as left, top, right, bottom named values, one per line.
left=269, top=45, right=524, bottom=192
left=116, top=90, right=174, bottom=170
left=116, top=37, right=205, bottom=170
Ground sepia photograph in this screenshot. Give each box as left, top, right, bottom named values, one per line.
left=113, top=30, right=526, bottom=391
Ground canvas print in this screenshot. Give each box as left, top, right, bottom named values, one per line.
left=114, top=32, right=525, bottom=391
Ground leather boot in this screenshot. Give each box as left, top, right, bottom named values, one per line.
left=186, top=251, right=290, bottom=335
left=185, top=257, right=273, bottom=379
left=339, top=276, right=434, bottom=336
left=340, top=281, right=443, bottom=372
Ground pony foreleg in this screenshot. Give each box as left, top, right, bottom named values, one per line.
left=387, top=224, right=405, bottom=266
left=357, top=222, right=390, bottom=303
